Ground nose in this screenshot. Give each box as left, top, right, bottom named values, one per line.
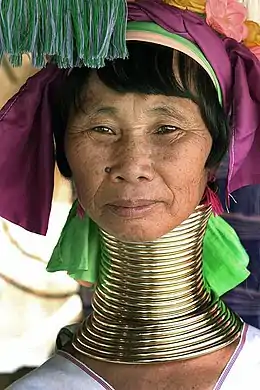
left=109, top=141, right=155, bottom=184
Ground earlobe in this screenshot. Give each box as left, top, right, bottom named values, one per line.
left=76, top=280, right=94, bottom=288
left=77, top=202, right=85, bottom=219
left=203, top=173, right=223, bottom=216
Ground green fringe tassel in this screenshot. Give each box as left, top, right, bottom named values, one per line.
left=0, top=0, right=128, bottom=68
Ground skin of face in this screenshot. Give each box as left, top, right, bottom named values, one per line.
left=65, top=72, right=212, bottom=242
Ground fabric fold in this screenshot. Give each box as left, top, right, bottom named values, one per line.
left=0, top=65, right=66, bottom=234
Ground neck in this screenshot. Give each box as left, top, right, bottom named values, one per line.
left=73, top=205, right=242, bottom=363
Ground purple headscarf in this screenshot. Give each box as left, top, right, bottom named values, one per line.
left=0, top=0, right=260, bottom=235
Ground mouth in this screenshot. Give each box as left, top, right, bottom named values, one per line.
left=106, top=200, right=160, bottom=218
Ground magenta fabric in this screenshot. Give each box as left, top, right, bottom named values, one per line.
left=0, top=0, right=260, bottom=234
left=224, top=39, right=260, bottom=194
left=0, top=65, right=65, bottom=234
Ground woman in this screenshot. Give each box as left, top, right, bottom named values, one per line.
left=1, top=0, right=260, bottom=389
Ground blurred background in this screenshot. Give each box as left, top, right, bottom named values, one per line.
left=218, top=158, right=260, bottom=329
left=0, top=56, right=88, bottom=389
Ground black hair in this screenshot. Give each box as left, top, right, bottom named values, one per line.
left=54, top=42, right=229, bottom=178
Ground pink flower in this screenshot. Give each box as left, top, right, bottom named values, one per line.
left=250, top=46, right=260, bottom=60
left=206, top=0, right=248, bottom=42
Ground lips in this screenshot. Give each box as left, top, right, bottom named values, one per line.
left=106, top=199, right=160, bottom=218
left=108, top=199, right=157, bottom=208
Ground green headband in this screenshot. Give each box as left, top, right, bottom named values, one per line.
left=126, top=22, right=223, bottom=104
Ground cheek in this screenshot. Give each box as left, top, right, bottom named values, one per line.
left=162, top=137, right=210, bottom=204
left=65, top=135, right=106, bottom=205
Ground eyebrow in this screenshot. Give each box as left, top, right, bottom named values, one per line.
left=86, top=105, right=184, bottom=117
left=147, top=105, right=185, bottom=119
left=84, top=106, right=118, bottom=117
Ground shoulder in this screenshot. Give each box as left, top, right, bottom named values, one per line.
left=243, top=324, right=260, bottom=352
left=220, top=324, right=260, bottom=389
left=6, top=352, right=110, bottom=390
left=234, top=324, right=260, bottom=369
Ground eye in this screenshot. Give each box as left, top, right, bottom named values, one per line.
left=91, top=126, right=115, bottom=135
left=156, top=125, right=179, bottom=135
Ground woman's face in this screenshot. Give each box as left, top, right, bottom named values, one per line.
left=66, top=72, right=212, bottom=242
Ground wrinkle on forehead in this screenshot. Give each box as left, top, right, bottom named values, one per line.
left=81, top=71, right=199, bottom=114
left=73, top=71, right=204, bottom=127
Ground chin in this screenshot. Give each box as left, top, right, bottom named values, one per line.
left=101, top=220, right=177, bottom=243
left=95, top=203, right=198, bottom=242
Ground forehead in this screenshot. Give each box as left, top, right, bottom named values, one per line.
left=79, top=71, right=201, bottom=119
